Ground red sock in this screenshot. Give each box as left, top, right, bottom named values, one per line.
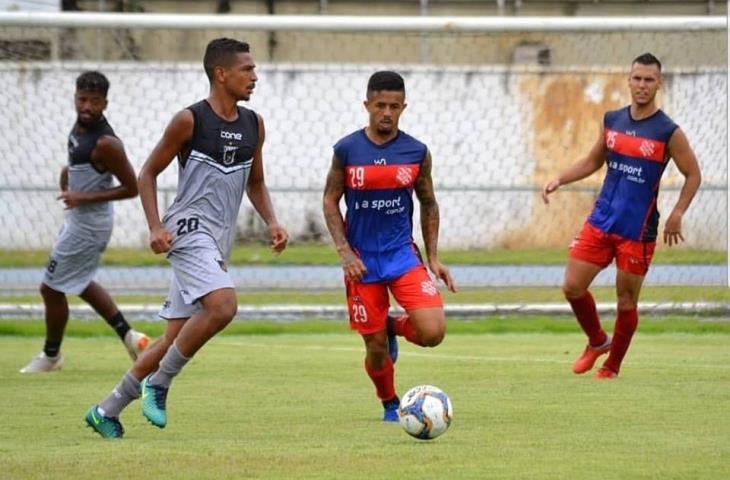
left=568, top=292, right=607, bottom=346
left=603, top=307, right=638, bottom=374
left=391, top=314, right=422, bottom=346
left=364, top=357, right=396, bottom=401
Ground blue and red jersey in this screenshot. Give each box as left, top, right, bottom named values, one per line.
left=334, top=129, right=427, bottom=283
left=588, top=106, right=678, bottom=242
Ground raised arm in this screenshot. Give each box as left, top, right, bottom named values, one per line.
left=542, top=127, right=608, bottom=204
left=414, top=150, right=456, bottom=292
left=245, top=114, right=288, bottom=254
left=322, top=154, right=367, bottom=282
left=138, top=109, right=193, bottom=253
left=663, top=128, right=702, bottom=246
left=57, top=136, right=138, bottom=209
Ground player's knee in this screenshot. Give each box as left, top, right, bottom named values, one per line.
left=211, top=300, right=238, bottom=324
left=203, top=291, right=238, bottom=324
left=366, top=347, right=389, bottom=369
left=364, top=335, right=389, bottom=363
left=40, top=283, right=62, bottom=300
left=418, top=321, right=445, bottom=347
left=562, top=282, right=586, bottom=300
left=421, top=331, right=444, bottom=347
left=616, top=295, right=637, bottom=311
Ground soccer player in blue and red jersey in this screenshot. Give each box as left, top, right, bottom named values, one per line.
left=542, top=53, right=701, bottom=379
left=323, top=71, right=457, bottom=420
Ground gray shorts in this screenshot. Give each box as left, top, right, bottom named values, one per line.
left=43, top=224, right=111, bottom=295
left=158, top=234, right=234, bottom=320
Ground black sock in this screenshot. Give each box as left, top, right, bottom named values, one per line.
left=106, top=311, right=131, bottom=340
left=43, top=340, right=61, bottom=358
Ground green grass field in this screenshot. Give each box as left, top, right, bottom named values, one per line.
left=0, top=243, right=725, bottom=267
left=3, top=286, right=730, bottom=307
left=1, top=319, right=729, bottom=479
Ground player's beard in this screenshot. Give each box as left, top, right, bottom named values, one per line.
left=77, top=112, right=101, bottom=126
left=376, top=120, right=395, bottom=135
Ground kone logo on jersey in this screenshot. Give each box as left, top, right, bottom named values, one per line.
left=220, top=130, right=243, bottom=141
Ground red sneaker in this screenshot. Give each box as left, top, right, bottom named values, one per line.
left=594, top=367, right=618, bottom=380
left=572, top=337, right=611, bottom=374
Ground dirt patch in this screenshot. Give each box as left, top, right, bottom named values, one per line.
left=497, top=73, right=627, bottom=249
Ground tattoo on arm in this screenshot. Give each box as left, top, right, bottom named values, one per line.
left=415, top=151, right=440, bottom=260
left=322, top=156, right=349, bottom=250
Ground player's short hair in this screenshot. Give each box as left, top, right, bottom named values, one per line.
left=367, top=71, right=405, bottom=96
left=76, top=71, right=109, bottom=96
left=204, top=37, right=251, bottom=81
left=632, top=52, right=662, bottom=72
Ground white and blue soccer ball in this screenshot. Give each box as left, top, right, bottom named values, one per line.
left=398, top=384, right=453, bottom=440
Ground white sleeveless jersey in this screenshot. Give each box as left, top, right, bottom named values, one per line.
left=66, top=116, right=115, bottom=233
left=162, top=100, right=259, bottom=259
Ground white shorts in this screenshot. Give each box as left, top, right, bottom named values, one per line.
left=43, top=224, right=111, bottom=295
left=158, top=234, right=234, bottom=320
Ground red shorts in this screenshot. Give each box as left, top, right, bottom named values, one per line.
left=569, top=222, right=656, bottom=276
left=345, top=265, right=444, bottom=335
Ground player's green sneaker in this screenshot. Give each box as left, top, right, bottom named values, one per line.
left=85, top=405, right=124, bottom=439
left=141, top=375, right=169, bottom=428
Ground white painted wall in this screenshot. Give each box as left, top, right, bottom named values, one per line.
left=0, top=63, right=725, bottom=250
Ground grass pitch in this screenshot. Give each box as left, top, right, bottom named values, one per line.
left=0, top=243, right=724, bottom=267
left=1, top=321, right=729, bottom=479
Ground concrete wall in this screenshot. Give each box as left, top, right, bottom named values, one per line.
left=41, top=1, right=723, bottom=66
left=0, top=63, right=725, bottom=250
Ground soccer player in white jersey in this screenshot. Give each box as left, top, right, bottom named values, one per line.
left=21, top=71, right=149, bottom=374
left=85, top=39, right=287, bottom=439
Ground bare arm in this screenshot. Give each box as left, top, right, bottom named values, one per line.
left=322, top=154, right=367, bottom=282
left=663, top=128, right=702, bottom=246
left=58, top=136, right=138, bottom=208
left=414, top=150, right=456, bottom=292
left=138, top=109, right=193, bottom=253
left=245, top=114, right=288, bottom=253
left=59, top=166, right=68, bottom=192
left=542, top=127, right=607, bottom=204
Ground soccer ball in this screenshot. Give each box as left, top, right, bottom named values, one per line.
left=398, top=385, right=453, bottom=440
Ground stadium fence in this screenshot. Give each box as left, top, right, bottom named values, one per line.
left=0, top=13, right=726, bottom=315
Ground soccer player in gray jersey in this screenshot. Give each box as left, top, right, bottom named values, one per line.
left=21, top=71, right=150, bottom=374
left=86, top=38, right=288, bottom=438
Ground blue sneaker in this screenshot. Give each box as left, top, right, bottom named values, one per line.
left=141, top=375, right=169, bottom=428
left=85, top=405, right=124, bottom=439
left=382, top=396, right=400, bottom=422
left=386, top=316, right=399, bottom=364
